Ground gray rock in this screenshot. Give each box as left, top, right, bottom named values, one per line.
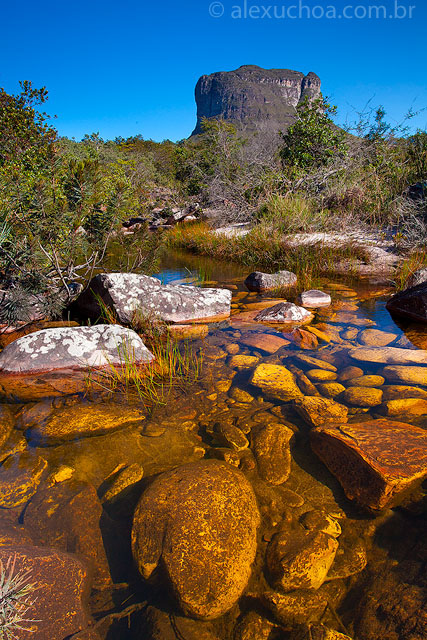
left=72, top=273, right=231, bottom=324
left=406, top=267, right=427, bottom=289
left=192, top=65, right=321, bottom=135
left=255, top=302, right=312, bottom=324
left=299, top=290, right=332, bottom=308
left=244, top=270, right=297, bottom=292
left=0, top=324, right=153, bottom=374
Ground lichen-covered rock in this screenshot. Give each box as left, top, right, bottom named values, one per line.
left=0, top=545, right=99, bottom=640
left=0, top=325, right=154, bottom=401
left=311, top=419, right=427, bottom=510
left=20, top=401, right=146, bottom=445
left=310, top=626, right=354, bottom=640
left=299, top=290, right=332, bottom=308
left=341, top=387, right=383, bottom=407
left=101, top=463, right=144, bottom=503
left=386, top=281, right=427, bottom=324
left=250, top=363, right=302, bottom=402
left=349, top=346, right=427, bottom=365
left=72, top=273, right=232, bottom=324
left=0, top=453, right=47, bottom=508
left=383, top=365, right=427, bottom=386
left=266, top=513, right=340, bottom=591
left=251, top=423, right=294, bottom=485
left=244, top=270, right=297, bottom=292
left=132, top=460, right=260, bottom=619
left=255, top=302, right=313, bottom=325
left=215, top=422, right=249, bottom=451
left=294, top=396, right=348, bottom=428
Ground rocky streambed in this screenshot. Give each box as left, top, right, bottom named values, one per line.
left=0, top=257, right=426, bottom=640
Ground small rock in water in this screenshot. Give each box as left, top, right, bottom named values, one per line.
left=251, top=423, right=294, bottom=485
left=244, top=270, right=297, bottom=293
left=0, top=453, right=47, bottom=508
left=338, top=366, right=364, bottom=382
left=341, top=387, right=383, bottom=407
left=262, top=588, right=328, bottom=626
left=349, top=375, right=385, bottom=387
left=294, top=396, right=348, bottom=428
left=382, top=385, right=427, bottom=400
left=228, top=355, right=260, bottom=370
left=239, top=332, right=290, bottom=354
left=289, top=328, right=319, bottom=349
left=317, top=382, right=346, bottom=399
left=358, top=328, right=397, bottom=347
left=102, top=463, right=144, bottom=503
left=299, top=290, right=332, bottom=308
left=250, top=364, right=302, bottom=402
left=306, top=369, right=338, bottom=382
left=294, top=354, right=337, bottom=372
left=255, top=302, right=313, bottom=325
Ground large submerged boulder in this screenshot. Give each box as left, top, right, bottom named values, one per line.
left=131, top=460, right=260, bottom=619
left=71, top=273, right=232, bottom=324
left=386, top=281, right=427, bottom=324
left=310, top=419, right=427, bottom=510
left=0, top=324, right=153, bottom=401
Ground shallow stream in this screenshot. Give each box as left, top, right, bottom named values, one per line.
left=1, top=250, right=426, bottom=640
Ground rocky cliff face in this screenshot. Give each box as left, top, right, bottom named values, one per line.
left=191, top=65, right=321, bottom=136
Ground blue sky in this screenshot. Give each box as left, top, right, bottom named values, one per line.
left=1, top=0, right=426, bottom=141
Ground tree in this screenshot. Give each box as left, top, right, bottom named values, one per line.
left=280, top=97, right=348, bottom=170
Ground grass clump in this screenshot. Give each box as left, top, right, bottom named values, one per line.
left=0, top=554, right=38, bottom=639
left=394, top=249, right=427, bottom=291
left=85, top=334, right=203, bottom=409
left=165, top=220, right=372, bottom=288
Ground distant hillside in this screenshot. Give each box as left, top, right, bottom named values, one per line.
left=191, top=64, right=321, bottom=136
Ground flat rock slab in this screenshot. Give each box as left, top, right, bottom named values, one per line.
left=72, top=273, right=232, bottom=324
left=239, top=332, right=290, bottom=354
left=0, top=325, right=153, bottom=401
left=310, top=419, right=427, bottom=510
left=349, top=346, right=427, bottom=365
left=383, top=366, right=427, bottom=386
left=386, top=281, right=427, bottom=324
left=244, top=270, right=297, bottom=292
left=19, top=401, right=146, bottom=445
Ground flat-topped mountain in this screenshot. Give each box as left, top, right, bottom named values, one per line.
left=191, top=65, right=321, bottom=136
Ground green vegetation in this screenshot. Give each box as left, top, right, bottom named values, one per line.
left=0, top=554, right=38, bottom=639
left=85, top=333, right=203, bottom=409
left=165, top=220, right=371, bottom=287
left=1, top=79, right=426, bottom=319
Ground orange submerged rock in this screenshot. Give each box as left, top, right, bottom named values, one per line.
left=310, top=419, right=427, bottom=510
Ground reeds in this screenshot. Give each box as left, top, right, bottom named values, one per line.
left=85, top=334, right=203, bottom=408
left=394, top=249, right=427, bottom=291
left=165, top=221, right=371, bottom=288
